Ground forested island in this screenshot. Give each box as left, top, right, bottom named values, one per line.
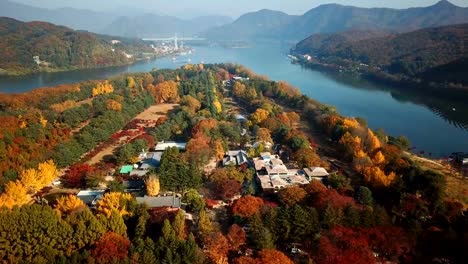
left=0, top=17, right=160, bottom=75
left=0, top=64, right=465, bottom=263
left=292, top=23, right=468, bottom=89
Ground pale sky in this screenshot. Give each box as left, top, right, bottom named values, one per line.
left=9, top=0, right=468, bottom=18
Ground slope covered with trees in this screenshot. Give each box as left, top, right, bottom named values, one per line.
left=0, top=17, right=152, bottom=75
left=0, top=64, right=466, bottom=263
left=293, top=23, right=468, bottom=87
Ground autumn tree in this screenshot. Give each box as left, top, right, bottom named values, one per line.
left=215, top=179, right=241, bottom=200
left=55, top=195, right=85, bottom=215
left=227, top=224, right=246, bottom=250
left=183, top=189, right=205, bottom=212
left=96, top=192, right=134, bottom=218
left=0, top=181, right=29, bottom=209
left=278, top=186, right=307, bottom=206
left=292, top=147, right=328, bottom=169
left=204, top=232, right=230, bottom=264
left=256, top=128, right=272, bottom=143
left=362, top=166, right=396, bottom=187
left=197, top=210, right=214, bottom=238
left=146, top=175, right=160, bottom=196
left=92, top=232, right=130, bottom=264
left=250, top=108, right=270, bottom=124
left=153, top=80, right=179, bottom=103
left=256, top=249, right=294, bottom=264
left=106, top=99, right=122, bottom=111
left=232, top=195, right=264, bottom=218
left=92, top=81, right=114, bottom=97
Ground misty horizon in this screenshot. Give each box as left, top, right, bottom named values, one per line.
left=7, top=0, right=468, bottom=19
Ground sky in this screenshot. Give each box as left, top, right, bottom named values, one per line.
left=10, top=0, right=468, bottom=18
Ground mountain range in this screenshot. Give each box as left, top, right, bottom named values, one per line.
left=202, top=0, right=468, bottom=41
left=0, top=0, right=233, bottom=38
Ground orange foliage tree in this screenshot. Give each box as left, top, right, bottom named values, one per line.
left=278, top=186, right=307, bottom=206
left=232, top=195, right=264, bottom=218
left=92, top=232, right=130, bottom=264
left=153, top=80, right=179, bottom=103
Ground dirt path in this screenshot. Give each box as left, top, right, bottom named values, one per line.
left=84, top=103, right=179, bottom=165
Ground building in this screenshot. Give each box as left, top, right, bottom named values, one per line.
left=154, top=141, right=187, bottom=152
left=303, top=167, right=329, bottom=181
left=77, top=190, right=106, bottom=207
left=223, top=150, right=249, bottom=167
left=254, top=152, right=309, bottom=191
left=136, top=196, right=182, bottom=210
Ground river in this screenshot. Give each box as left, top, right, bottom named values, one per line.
left=0, top=43, right=467, bottom=157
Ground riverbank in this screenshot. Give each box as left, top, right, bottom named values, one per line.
left=292, top=57, right=468, bottom=92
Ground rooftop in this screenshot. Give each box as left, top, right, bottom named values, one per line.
left=136, top=196, right=182, bottom=208
left=154, top=141, right=187, bottom=152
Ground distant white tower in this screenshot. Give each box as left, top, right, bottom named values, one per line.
left=174, top=34, right=178, bottom=50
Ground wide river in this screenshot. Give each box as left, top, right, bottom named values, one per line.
left=1, top=43, right=467, bottom=157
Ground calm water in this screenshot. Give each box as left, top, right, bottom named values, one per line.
left=1, top=43, right=467, bottom=157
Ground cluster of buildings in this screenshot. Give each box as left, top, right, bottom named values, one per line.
left=76, top=141, right=187, bottom=210
left=222, top=149, right=330, bottom=192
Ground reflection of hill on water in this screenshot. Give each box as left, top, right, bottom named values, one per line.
left=319, top=71, right=468, bottom=130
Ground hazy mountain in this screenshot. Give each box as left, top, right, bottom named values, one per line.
left=202, top=0, right=468, bottom=41
left=0, top=0, right=232, bottom=38
left=293, top=23, right=468, bottom=84
left=103, top=14, right=233, bottom=38
left=0, top=17, right=152, bottom=75
left=0, top=0, right=118, bottom=33
left=202, top=9, right=297, bottom=40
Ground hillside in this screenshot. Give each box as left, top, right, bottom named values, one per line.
left=202, top=0, right=468, bottom=41
left=0, top=17, right=153, bottom=75
left=293, top=23, right=468, bottom=85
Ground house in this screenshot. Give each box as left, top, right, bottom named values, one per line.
left=123, top=179, right=145, bottom=193
left=304, top=167, right=329, bottom=181
left=120, top=165, right=134, bottom=174
left=136, top=196, right=182, bottom=211
left=223, top=150, right=249, bottom=167
left=235, top=114, right=247, bottom=123
left=154, top=141, right=187, bottom=152
left=77, top=190, right=106, bottom=207
left=253, top=141, right=273, bottom=151
left=253, top=152, right=309, bottom=191
left=232, top=76, right=250, bottom=82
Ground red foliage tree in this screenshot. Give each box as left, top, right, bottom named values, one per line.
left=92, top=232, right=130, bottom=264
left=227, top=224, right=247, bottom=250
left=315, top=226, right=374, bottom=264
left=215, top=179, right=241, bottom=200
left=231, top=195, right=264, bottom=218
left=63, top=164, right=91, bottom=188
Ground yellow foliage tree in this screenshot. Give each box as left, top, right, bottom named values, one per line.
left=106, top=99, right=122, bottom=111
left=343, top=118, right=360, bottom=130
left=372, top=151, right=386, bottom=165
left=96, top=192, right=133, bottom=218
left=0, top=181, right=29, bottom=209
left=213, top=100, right=223, bottom=113
left=37, top=160, right=58, bottom=187
left=154, top=80, right=179, bottom=103
left=250, top=108, right=270, bottom=124
left=39, top=114, right=47, bottom=127
left=213, top=140, right=225, bottom=160
left=55, top=195, right=85, bottom=215
left=19, top=168, right=41, bottom=193
left=363, top=166, right=396, bottom=187
left=366, top=128, right=382, bottom=152
left=92, top=81, right=114, bottom=97
left=146, top=176, right=160, bottom=196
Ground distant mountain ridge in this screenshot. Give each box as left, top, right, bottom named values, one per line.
left=202, top=0, right=468, bottom=41
left=292, top=23, right=468, bottom=86
left=104, top=14, right=233, bottom=38
left=0, top=0, right=233, bottom=38
left=0, top=17, right=152, bottom=75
